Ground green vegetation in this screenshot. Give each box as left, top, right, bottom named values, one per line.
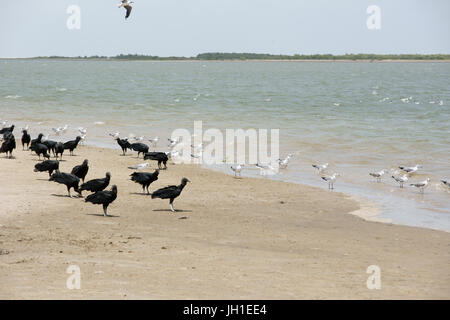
left=28, top=53, right=450, bottom=61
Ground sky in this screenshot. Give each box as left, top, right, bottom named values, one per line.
left=1, top=0, right=449, bottom=58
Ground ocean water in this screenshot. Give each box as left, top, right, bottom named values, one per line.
left=1, top=60, right=449, bottom=231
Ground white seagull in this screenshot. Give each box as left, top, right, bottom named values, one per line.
left=399, top=164, right=421, bottom=175
left=230, top=164, right=244, bottom=178
left=369, top=169, right=387, bottom=182
left=321, top=173, right=339, bottom=190
left=148, top=136, right=159, bottom=148
left=128, top=163, right=149, bottom=170
left=312, top=163, right=328, bottom=173
left=118, top=0, right=134, bottom=19
left=392, top=174, right=408, bottom=188
left=78, top=127, right=87, bottom=135
left=441, top=180, right=450, bottom=188
left=109, top=132, right=120, bottom=139
left=256, top=163, right=277, bottom=176
left=410, top=178, right=430, bottom=194
left=278, top=154, right=293, bottom=169
left=134, top=135, right=145, bottom=142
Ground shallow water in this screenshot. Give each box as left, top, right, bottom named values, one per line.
left=0, top=60, right=449, bottom=231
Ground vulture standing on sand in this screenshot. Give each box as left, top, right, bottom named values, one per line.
left=0, top=124, right=14, bottom=135
left=49, top=172, right=81, bottom=198
left=71, top=159, right=89, bottom=183
left=130, top=169, right=159, bottom=194
left=85, top=185, right=118, bottom=217
left=80, top=172, right=111, bottom=195
left=144, top=152, right=168, bottom=169
left=63, top=136, right=82, bottom=156
left=34, top=160, right=59, bottom=177
left=116, top=138, right=132, bottom=155
left=151, top=177, right=190, bottom=212
left=21, top=129, right=31, bottom=150
left=30, top=143, right=50, bottom=160
left=55, top=142, right=64, bottom=159
left=130, top=142, right=149, bottom=158
left=0, top=132, right=16, bottom=158
left=42, top=139, right=58, bottom=156
left=30, top=133, right=44, bottom=149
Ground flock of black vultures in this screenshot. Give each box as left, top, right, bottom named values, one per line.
left=0, top=125, right=190, bottom=216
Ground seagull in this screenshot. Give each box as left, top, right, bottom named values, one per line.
left=134, top=135, right=145, bottom=142
left=128, top=163, right=149, bottom=170
left=230, top=164, right=244, bottom=178
left=168, top=138, right=180, bottom=149
left=148, top=136, right=159, bottom=148
left=256, top=163, right=277, bottom=176
left=109, top=132, right=120, bottom=139
left=278, top=154, right=292, bottom=169
left=369, top=169, right=387, bottom=182
left=52, top=125, right=68, bottom=136
left=392, top=174, right=408, bottom=188
left=399, top=164, right=421, bottom=175
left=78, top=127, right=87, bottom=135
left=441, top=180, right=450, bottom=188
left=118, top=0, right=133, bottom=19
left=312, top=163, right=328, bottom=173
left=410, top=178, right=430, bottom=194
left=321, top=173, right=339, bottom=190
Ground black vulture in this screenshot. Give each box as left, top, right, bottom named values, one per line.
left=49, top=172, right=81, bottom=198
left=0, top=124, right=14, bottom=134
left=55, top=142, right=64, bottom=159
left=151, top=177, right=190, bottom=212
left=85, top=185, right=118, bottom=217
left=130, top=169, right=159, bottom=194
left=80, top=172, right=111, bottom=195
left=21, top=130, right=31, bottom=150
left=144, top=152, right=168, bottom=169
left=116, top=138, right=132, bottom=155
left=63, top=136, right=82, bottom=156
left=34, top=160, right=59, bottom=177
left=130, top=142, right=149, bottom=158
left=71, top=159, right=89, bottom=183
left=0, top=133, right=16, bottom=158
left=30, top=133, right=44, bottom=148
left=30, top=143, right=50, bottom=160
left=42, top=140, right=57, bottom=156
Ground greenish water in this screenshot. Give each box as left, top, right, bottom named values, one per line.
left=1, top=60, right=449, bottom=231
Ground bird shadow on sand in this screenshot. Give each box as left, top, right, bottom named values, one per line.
left=2, top=156, right=16, bottom=159
left=51, top=194, right=83, bottom=198
left=129, top=192, right=151, bottom=196
left=86, top=213, right=120, bottom=218
left=36, top=178, right=51, bottom=181
left=153, top=209, right=192, bottom=213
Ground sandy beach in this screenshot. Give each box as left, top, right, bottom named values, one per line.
left=0, top=143, right=449, bottom=299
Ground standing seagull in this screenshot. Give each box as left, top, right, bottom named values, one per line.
left=369, top=169, right=387, bottom=183
left=441, top=180, right=450, bottom=188
left=118, top=0, right=134, bottom=19
left=278, top=154, right=293, bottom=169
left=151, top=178, right=190, bottom=212
left=399, top=164, right=421, bottom=175
left=230, top=164, right=244, bottom=178
left=410, top=178, right=430, bottom=194
left=392, top=174, right=408, bottom=188
left=321, top=173, right=339, bottom=190
left=312, top=163, right=328, bottom=173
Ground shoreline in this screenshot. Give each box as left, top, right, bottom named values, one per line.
left=0, top=144, right=449, bottom=299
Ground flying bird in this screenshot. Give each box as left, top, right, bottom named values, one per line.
left=130, top=170, right=159, bottom=194
left=369, top=169, right=387, bottom=182
left=151, top=177, right=190, bottom=212
left=80, top=172, right=111, bottom=195
left=34, top=160, right=59, bottom=177
left=410, top=178, right=430, bottom=194
left=118, top=0, right=134, bottom=19
left=49, top=172, right=81, bottom=198
left=144, top=152, right=168, bottom=169
left=85, top=185, right=118, bottom=217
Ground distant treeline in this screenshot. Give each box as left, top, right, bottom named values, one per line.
left=33, top=53, right=450, bottom=61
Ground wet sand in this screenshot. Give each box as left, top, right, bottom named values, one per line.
left=0, top=144, right=448, bottom=299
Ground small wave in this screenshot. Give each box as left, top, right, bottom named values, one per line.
left=56, top=87, right=67, bottom=92
left=5, top=95, right=21, bottom=99
left=94, top=121, right=105, bottom=125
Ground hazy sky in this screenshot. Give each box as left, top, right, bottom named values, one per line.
left=1, top=0, right=449, bottom=58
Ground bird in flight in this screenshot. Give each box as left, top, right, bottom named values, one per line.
left=118, top=0, right=134, bottom=19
